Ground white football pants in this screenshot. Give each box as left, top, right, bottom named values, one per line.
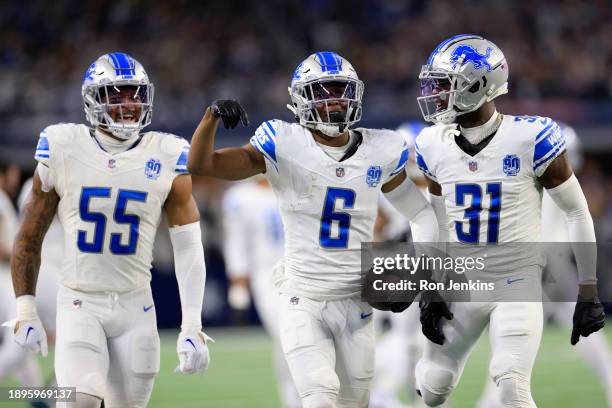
left=55, top=285, right=160, bottom=408
left=279, top=294, right=375, bottom=408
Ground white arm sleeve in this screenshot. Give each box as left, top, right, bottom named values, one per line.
left=169, top=222, right=206, bottom=330
left=546, top=174, right=597, bottom=284
left=383, top=178, right=439, bottom=243
left=430, top=194, right=449, bottom=243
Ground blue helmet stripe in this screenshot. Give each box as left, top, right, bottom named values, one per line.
left=427, top=34, right=481, bottom=65
left=316, top=51, right=342, bottom=72
left=109, top=52, right=135, bottom=76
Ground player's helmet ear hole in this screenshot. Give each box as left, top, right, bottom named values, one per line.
left=468, top=81, right=481, bottom=93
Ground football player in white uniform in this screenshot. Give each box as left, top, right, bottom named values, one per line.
left=7, top=53, right=210, bottom=408
left=476, top=124, right=612, bottom=407
left=413, top=35, right=604, bottom=407
left=188, top=51, right=439, bottom=407
left=222, top=176, right=300, bottom=407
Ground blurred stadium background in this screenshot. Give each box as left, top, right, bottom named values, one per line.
left=1, top=0, right=612, bottom=407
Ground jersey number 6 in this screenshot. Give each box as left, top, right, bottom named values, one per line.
left=320, top=187, right=356, bottom=249
left=78, top=187, right=148, bottom=255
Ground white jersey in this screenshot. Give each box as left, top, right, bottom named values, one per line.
left=416, top=115, right=565, bottom=271
left=250, top=120, right=408, bottom=299
left=222, top=180, right=284, bottom=278
left=34, top=123, right=189, bottom=292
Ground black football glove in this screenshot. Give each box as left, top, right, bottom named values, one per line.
left=419, top=290, right=453, bottom=345
left=210, top=100, right=249, bottom=130
left=571, top=299, right=605, bottom=345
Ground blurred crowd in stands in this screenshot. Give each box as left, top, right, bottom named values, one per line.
left=1, top=0, right=612, bottom=147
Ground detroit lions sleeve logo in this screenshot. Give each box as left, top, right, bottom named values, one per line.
left=450, top=45, right=493, bottom=72
left=250, top=121, right=279, bottom=171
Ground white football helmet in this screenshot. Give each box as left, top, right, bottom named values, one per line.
left=288, top=52, right=364, bottom=137
left=82, top=52, right=154, bottom=139
left=418, top=34, right=508, bottom=124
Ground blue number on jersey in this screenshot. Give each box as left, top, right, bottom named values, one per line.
left=78, top=187, right=147, bottom=254
left=78, top=187, right=111, bottom=253
left=320, top=187, right=356, bottom=248
left=111, top=190, right=148, bottom=254
left=455, top=182, right=501, bottom=244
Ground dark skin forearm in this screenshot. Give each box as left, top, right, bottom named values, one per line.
left=187, top=108, right=265, bottom=180
left=11, top=173, right=58, bottom=297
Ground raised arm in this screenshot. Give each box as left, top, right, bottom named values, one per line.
left=187, top=101, right=266, bottom=180
left=12, top=170, right=59, bottom=297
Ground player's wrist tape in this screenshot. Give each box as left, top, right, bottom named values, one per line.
left=16, top=295, right=38, bottom=321
left=181, top=307, right=202, bottom=331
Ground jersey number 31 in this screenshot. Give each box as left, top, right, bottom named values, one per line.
left=455, top=182, right=501, bottom=244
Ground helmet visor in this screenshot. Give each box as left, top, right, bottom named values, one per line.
left=294, top=78, right=364, bottom=128
left=84, top=82, right=154, bottom=137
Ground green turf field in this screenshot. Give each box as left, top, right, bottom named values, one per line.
left=1, top=325, right=609, bottom=407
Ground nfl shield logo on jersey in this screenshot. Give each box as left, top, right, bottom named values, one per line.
left=366, top=165, right=382, bottom=187
left=468, top=161, right=478, bottom=172
left=503, top=154, right=520, bottom=176
left=336, top=167, right=345, bottom=178
left=145, top=158, right=162, bottom=180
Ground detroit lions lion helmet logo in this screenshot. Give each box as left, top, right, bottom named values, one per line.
left=449, top=45, right=493, bottom=72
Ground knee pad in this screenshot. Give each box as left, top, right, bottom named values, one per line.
left=290, top=361, right=340, bottom=399
left=129, top=332, right=160, bottom=377
left=415, top=362, right=455, bottom=407
left=496, top=372, right=534, bottom=408
left=302, top=392, right=337, bottom=408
